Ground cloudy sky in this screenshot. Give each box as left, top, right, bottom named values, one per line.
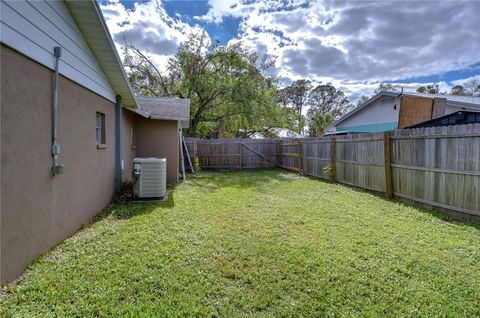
left=99, top=0, right=480, bottom=102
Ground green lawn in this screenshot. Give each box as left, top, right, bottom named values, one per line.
left=1, top=170, right=480, bottom=317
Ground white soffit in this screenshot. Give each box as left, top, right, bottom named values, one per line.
left=64, top=0, right=137, bottom=107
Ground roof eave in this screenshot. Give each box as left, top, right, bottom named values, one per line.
left=149, top=115, right=189, bottom=121
left=127, top=107, right=150, bottom=118
left=447, top=100, right=480, bottom=109
left=64, top=0, right=137, bottom=107
left=126, top=106, right=189, bottom=122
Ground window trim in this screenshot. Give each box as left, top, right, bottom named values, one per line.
left=96, top=112, right=106, bottom=146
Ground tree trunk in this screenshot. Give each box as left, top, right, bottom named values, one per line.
left=190, top=120, right=198, bottom=137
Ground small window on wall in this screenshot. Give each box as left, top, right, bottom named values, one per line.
left=96, top=112, right=106, bottom=145
left=131, top=126, right=136, bottom=149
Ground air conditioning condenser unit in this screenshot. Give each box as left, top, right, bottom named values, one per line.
left=132, top=158, right=167, bottom=199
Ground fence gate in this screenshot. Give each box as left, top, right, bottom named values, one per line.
left=195, top=139, right=280, bottom=170
left=279, top=141, right=303, bottom=173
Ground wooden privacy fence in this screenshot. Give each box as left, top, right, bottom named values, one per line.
left=193, top=139, right=281, bottom=169
left=302, top=133, right=387, bottom=193
left=187, top=123, right=480, bottom=218
left=390, top=124, right=480, bottom=216
left=184, top=137, right=198, bottom=168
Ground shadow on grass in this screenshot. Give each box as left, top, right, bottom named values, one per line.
left=301, top=174, right=480, bottom=229
left=110, top=196, right=174, bottom=219
left=90, top=184, right=177, bottom=223
left=393, top=197, right=480, bottom=229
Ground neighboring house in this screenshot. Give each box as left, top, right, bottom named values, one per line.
left=329, top=91, right=480, bottom=133
left=249, top=128, right=303, bottom=139
left=1, top=0, right=189, bottom=283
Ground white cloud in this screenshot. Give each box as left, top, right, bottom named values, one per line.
left=451, top=75, right=480, bottom=86
left=204, top=0, right=479, bottom=101
left=207, top=0, right=480, bottom=82
left=100, top=0, right=202, bottom=70
left=198, top=0, right=296, bottom=23
left=101, top=0, right=480, bottom=101
left=198, top=0, right=243, bottom=23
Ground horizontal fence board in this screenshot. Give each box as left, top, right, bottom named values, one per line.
left=303, top=157, right=330, bottom=161
left=391, top=133, right=480, bottom=140
left=392, top=164, right=480, bottom=176
left=337, top=159, right=385, bottom=167
left=336, top=137, right=384, bottom=143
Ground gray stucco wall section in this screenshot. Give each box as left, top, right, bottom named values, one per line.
left=1, top=45, right=116, bottom=282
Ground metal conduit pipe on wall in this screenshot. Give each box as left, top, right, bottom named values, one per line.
left=51, top=46, right=64, bottom=175
left=115, top=95, right=122, bottom=192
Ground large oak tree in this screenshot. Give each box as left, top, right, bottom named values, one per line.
left=123, top=32, right=292, bottom=138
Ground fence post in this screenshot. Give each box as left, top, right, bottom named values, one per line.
left=384, top=131, right=393, bottom=199
left=239, top=142, right=243, bottom=170
left=276, top=142, right=281, bottom=167
left=194, top=140, right=198, bottom=171
left=330, top=137, right=336, bottom=182
left=298, top=141, right=303, bottom=175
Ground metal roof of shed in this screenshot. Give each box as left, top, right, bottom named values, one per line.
left=403, top=92, right=480, bottom=108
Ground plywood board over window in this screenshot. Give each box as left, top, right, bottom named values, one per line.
left=398, top=96, right=433, bottom=128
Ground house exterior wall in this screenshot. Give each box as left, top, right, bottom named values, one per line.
left=135, top=118, right=180, bottom=184
left=0, top=0, right=116, bottom=102
left=121, top=109, right=137, bottom=183
left=336, top=96, right=400, bottom=132
left=1, top=45, right=116, bottom=283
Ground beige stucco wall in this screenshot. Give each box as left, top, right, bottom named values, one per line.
left=121, top=109, right=137, bottom=183
left=121, top=111, right=181, bottom=184
left=1, top=45, right=116, bottom=282
left=135, top=117, right=180, bottom=183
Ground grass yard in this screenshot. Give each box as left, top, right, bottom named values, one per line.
left=1, top=170, right=480, bottom=317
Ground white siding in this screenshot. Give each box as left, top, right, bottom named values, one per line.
left=337, top=97, right=400, bottom=128
left=445, top=103, right=480, bottom=115
left=0, top=0, right=116, bottom=102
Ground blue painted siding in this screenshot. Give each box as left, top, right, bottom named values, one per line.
left=336, top=122, right=398, bottom=132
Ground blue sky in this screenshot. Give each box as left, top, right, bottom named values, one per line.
left=100, top=0, right=480, bottom=101
left=164, top=0, right=241, bottom=44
